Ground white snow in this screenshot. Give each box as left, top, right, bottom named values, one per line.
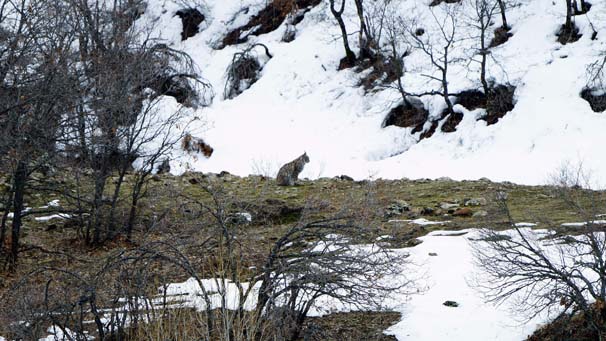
left=561, top=219, right=606, bottom=227
left=39, top=326, right=92, bottom=341
left=34, top=214, right=71, bottom=222
left=515, top=222, right=538, bottom=227
left=388, top=218, right=448, bottom=225
left=136, top=230, right=551, bottom=340
left=137, top=0, right=606, bottom=185
left=6, top=207, right=31, bottom=219
left=234, top=212, right=252, bottom=222
left=38, top=200, right=60, bottom=209
left=385, top=229, right=545, bottom=340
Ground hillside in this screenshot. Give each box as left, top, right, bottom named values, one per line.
left=3, top=0, right=606, bottom=340
left=143, top=0, right=606, bottom=185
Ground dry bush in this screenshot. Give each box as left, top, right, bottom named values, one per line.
left=224, top=44, right=273, bottom=100
left=473, top=166, right=606, bottom=338
left=181, top=133, right=214, bottom=157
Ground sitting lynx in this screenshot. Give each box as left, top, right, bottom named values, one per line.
left=276, top=152, right=309, bottom=186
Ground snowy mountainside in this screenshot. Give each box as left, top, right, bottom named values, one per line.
left=142, top=0, right=606, bottom=185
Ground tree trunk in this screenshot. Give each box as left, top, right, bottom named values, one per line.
left=442, top=50, right=454, bottom=114
left=581, top=0, right=589, bottom=12
left=497, top=0, right=508, bottom=30
left=125, top=171, right=148, bottom=240
left=565, top=0, right=573, bottom=30
left=480, top=21, right=489, bottom=96
left=7, top=161, right=27, bottom=270
left=353, top=0, right=370, bottom=57
left=106, top=167, right=127, bottom=240
left=90, top=167, right=109, bottom=245
left=329, top=0, right=356, bottom=64
left=0, top=190, right=14, bottom=255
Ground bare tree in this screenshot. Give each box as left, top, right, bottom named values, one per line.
left=557, top=0, right=581, bottom=44
left=473, top=169, right=606, bottom=339
left=572, top=0, right=590, bottom=14
left=0, top=0, right=77, bottom=269
left=383, top=14, right=412, bottom=107
left=328, top=0, right=357, bottom=67
left=467, top=0, right=500, bottom=96
left=61, top=0, right=210, bottom=245
left=4, top=179, right=414, bottom=340
left=224, top=43, right=273, bottom=100
left=408, top=6, right=461, bottom=116
left=182, top=180, right=413, bottom=341
left=496, top=0, right=509, bottom=29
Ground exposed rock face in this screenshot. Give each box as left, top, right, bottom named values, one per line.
left=221, top=0, right=322, bottom=48
left=176, top=8, right=205, bottom=41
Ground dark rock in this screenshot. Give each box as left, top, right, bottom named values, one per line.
left=221, top=0, right=321, bottom=47
left=441, top=111, right=463, bottom=132
left=157, top=159, right=171, bottom=174
left=489, top=26, right=513, bottom=48
left=420, top=120, right=438, bottom=140
left=338, top=55, right=357, bottom=70
left=443, top=300, right=459, bottom=307
left=556, top=23, right=582, bottom=45
left=383, top=102, right=428, bottom=132
left=482, top=84, right=516, bottom=125
left=429, top=0, right=461, bottom=5
left=455, top=89, right=486, bottom=110
left=335, top=175, right=354, bottom=181
left=176, top=8, right=205, bottom=41
left=385, top=200, right=411, bottom=218
left=45, top=224, right=58, bottom=232
left=421, top=207, right=435, bottom=216
left=581, top=88, right=606, bottom=112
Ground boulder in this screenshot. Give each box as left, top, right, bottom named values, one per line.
left=453, top=208, right=473, bottom=217
left=464, top=197, right=487, bottom=206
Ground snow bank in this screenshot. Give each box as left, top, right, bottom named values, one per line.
left=137, top=0, right=606, bottom=185
left=385, top=229, right=546, bottom=340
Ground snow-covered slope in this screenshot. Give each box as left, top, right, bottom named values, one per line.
left=142, top=0, right=606, bottom=185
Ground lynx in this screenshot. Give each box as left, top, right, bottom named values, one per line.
left=276, top=152, right=309, bottom=186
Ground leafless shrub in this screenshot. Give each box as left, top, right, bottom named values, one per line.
left=472, top=167, right=606, bottom=337
left=224, top=44, right=273, bottom=100
left=182, top=133, right=214, bottom=157
left=4, top=179, right=415, bottom=340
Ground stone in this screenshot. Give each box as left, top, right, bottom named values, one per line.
left=428, top=252, right=438, bottom=256
left=453, top=207, right=473, bottom=217
left=472, top=210, right=488, bottom=217
left=335, top=175, right=354, bottom=181
left=227, top=212, right=252, bottom=225
left=443, top=300, right=459, bottom=307
left=421, top=207, right=435, bottom=215
left=440, top=202, right=459, bottom=210
left=464, top=197, right=487, bottom=206
left=384, top=200, right=411, bottom=218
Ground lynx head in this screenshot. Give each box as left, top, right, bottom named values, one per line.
left=300, top=152, right=310, bottom=163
